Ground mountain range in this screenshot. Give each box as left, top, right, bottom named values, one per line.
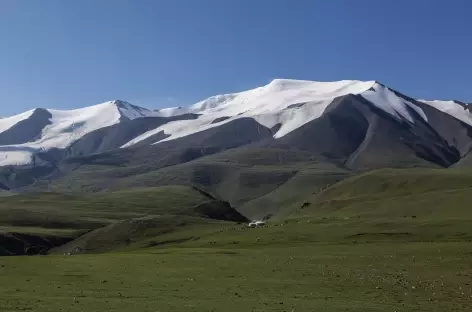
left=1, top=79, right=471, bottom=218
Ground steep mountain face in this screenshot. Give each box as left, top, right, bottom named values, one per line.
left=267, top=93, right=457, bottom=169
left=1, top=79, right=472, bottom=196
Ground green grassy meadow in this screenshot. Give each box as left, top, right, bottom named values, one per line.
left=1, top=167, right=472, bottom=311
left=1, top=241, right=471, bottom=311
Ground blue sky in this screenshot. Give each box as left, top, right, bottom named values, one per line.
left=0, top=0, right=471, bottom=116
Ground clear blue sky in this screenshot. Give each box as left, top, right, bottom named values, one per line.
left=0, top=0, right=471, bottom=116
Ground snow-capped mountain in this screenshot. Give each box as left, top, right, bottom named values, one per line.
left=1, top=79, right=471, bottom=174
left=124, top=79, right=437, bottom=147
left=0, top=100, right=157, bottom=166
left=127, top=79, right=376, bottom=146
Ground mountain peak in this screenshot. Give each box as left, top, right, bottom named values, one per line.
left=107, top=100, right=154, bottom=120
left=111, top=99, right=130, bottom=107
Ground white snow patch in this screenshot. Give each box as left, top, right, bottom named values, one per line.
left=122, top=115, right=218, bottom=147
left=0, top=150, right=33, bottom=167
left=190, top=79, right=376, bottom=117
left=361, top=83, right=428, bottom=123
left=420, top=100, right=472, bottom=126
left=253, top=99, right=334, bottom=138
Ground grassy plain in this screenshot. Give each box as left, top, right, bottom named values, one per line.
left=1, top=167, right=472, bottom=311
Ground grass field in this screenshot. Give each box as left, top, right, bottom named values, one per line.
left=1, top=241, right=471, bottom=311
left=1, top=213, right=472, bottom=311
left=1, top=167, right=472, bottom=311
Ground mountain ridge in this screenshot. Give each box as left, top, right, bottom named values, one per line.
left=1, top=79, right=472, bottom=195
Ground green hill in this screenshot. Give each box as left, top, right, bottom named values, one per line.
left=30, top=148, right=350, bottom=218
left=0, top=186, right=246, bottom=255
left=299, top=168, right=472, bottom=219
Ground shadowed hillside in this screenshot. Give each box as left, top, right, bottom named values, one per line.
left=0, top=186, right=247, bottom=255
